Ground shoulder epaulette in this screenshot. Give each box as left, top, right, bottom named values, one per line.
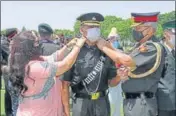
left=129, top=42, right=162, bottom=78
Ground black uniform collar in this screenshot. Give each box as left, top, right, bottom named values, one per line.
left=84, top=43, right=97, bottom=50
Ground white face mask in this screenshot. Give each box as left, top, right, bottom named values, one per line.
left=169, top=34, right=175, bottom=47
left=86, top=28, right=101, bottom=42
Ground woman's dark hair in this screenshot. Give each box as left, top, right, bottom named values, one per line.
left=9, top=31, right=40, bottom=95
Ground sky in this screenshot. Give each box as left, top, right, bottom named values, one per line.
left=1, top=1, right=175, bottom=31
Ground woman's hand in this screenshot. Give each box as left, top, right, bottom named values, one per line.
left=66, top=38, right=78, bottom=48
left=75, top=37, right=86, bottom=48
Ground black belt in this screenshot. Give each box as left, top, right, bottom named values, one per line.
left=124, top=92, right=154, bottom=99
left=75, top=91, right=107, bottom=100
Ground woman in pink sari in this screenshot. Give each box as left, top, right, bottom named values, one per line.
left=3, top=31, right=86, bottom=116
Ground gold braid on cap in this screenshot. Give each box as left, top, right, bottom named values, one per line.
left=128, top=42, right=162, bottom=78
left=81, top=21, right=100, bottom=26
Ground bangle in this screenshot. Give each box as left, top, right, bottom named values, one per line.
left=65, top=45, right=72, bottom=51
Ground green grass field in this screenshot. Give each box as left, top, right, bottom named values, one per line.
left=1, top=79, right=5, bottom=116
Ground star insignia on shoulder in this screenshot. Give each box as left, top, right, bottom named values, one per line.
left=138, top=44, right=148, bottom=53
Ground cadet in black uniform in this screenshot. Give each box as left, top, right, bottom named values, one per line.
left=38, top=23, right=60, bottom=55
left=61, top=13, right=121, bottom=116
left=157, top=20, right=175, bottom=116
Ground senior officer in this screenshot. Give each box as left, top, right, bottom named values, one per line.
left=96, top=12, right=165, bottom=116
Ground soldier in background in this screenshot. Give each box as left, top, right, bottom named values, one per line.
left=1, top=28, right=19, bottom=116
left=157, top=20, right=175, bottom=116
left=161, top=20, right=175, bottom=57
left=38, top=23, right=60, bottom=55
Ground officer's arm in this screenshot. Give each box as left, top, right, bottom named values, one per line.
left=109, top=67, right=129, bottom=87
left=131, top=43, right=158, bottom=70
left=106, top=58, right=121, bottom=87
left=128, top=42, right=163, bottom=78
left=100, top=44, right=135, bottom=68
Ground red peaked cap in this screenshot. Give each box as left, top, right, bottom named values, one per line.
left=131, top=12, right=160, bottom=23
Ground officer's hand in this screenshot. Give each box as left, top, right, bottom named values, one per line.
left=96, top=39, right=115, bottom=51
left=66, top=38, right=77, bottom=48
left=117, top=66, right=129, bottom=82
left=96, top=39, right=108, bottom=50
left=75, top=37, right=86, bottom=48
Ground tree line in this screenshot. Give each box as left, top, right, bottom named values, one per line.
left=1, top=11, right=175, bottom=44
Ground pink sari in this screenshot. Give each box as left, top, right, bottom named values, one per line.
left=17, top=53, right=64, bottom=116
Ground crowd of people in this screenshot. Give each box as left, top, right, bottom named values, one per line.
left=1, top=11, right=175, bottom=116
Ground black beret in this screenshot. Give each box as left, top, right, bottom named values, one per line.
left=77, top=12, right=104, bottom=26
left=5, top=28, right=18, bottom=38
left=38, top=23, right=53, bottom=34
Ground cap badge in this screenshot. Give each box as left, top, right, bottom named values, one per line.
left=92, top=17, right=96, bottom=21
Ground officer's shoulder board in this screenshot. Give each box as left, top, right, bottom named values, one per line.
left=129, top=41, right=162, bottom=78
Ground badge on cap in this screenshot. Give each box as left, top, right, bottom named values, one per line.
left=92, top=17, right=96, bottom=21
